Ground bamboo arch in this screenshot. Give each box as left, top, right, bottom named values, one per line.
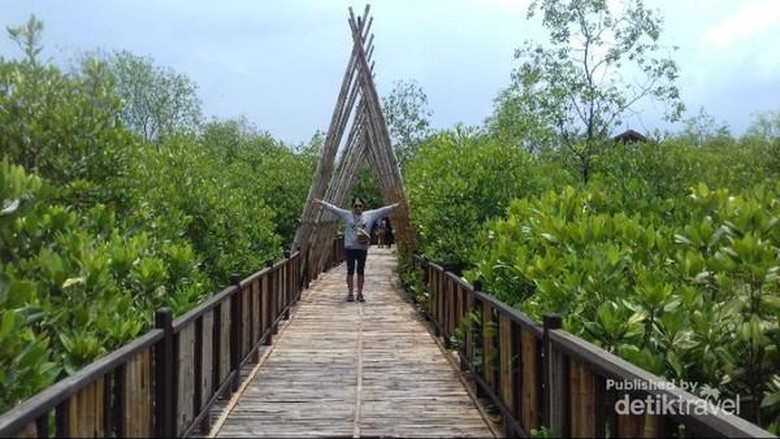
left=291, top=4, right=418, bottom=278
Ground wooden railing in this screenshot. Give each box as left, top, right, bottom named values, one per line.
left=0, top=237, right=344, bottom=438
left=414, top=255, right=775, bottom=438
left=303, top=233, right=345, bottom=285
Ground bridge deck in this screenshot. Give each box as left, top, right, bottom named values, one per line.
left=209, top=248, right=495, bottom=438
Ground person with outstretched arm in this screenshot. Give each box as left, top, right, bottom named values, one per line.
left=313, top=196, right=400, bottom=302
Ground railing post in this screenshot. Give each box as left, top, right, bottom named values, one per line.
left=154, top=308, right=175, bottom=438
left=295, top=246, right=305, bottom=295
left=304, top=246, right=311, bottom=289
left=267, top=260, right=278, bottom=338
left=283, top=250, right=291, bottom=320
left=465, top=280, right=481, bottom=373
left=543, top=313, right=564, bottom=436
left=431, top=268, right=440, bottom=337
left=443, top=275, right=452, bottom=349
left=230, top=275, right=243, bottom=392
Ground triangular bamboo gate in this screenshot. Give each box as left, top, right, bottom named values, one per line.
left=291, top=4, right=417, bottom=278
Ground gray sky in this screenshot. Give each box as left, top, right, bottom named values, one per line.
left=1, top=0, right=778, bottom=146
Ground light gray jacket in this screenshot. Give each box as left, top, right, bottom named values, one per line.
left=320, top=201, right=399, bottom=250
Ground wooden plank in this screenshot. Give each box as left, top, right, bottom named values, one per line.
left=594, top=374, right=607, bottom=438
left=482, top=302, right=496, bottom=392
left=263, top=270, right=271, bottom=335
left=614, top=399, right=667, bottom=438
left=177, top=325, right=196, bottom=433
left=65, top=377, right=104, bottom=437
left=242, top=285, right=251, bottom=356
left=455, top=285, right=464, bottom=341
left=220, top=301, right=231, bottom=384
left=213, top=248, right=494, bottom=438
left=521, top=327, right=539, bottom=432
left=124, top=359, right=134, bottom=438
left=265, top=272, right=272, bottom=336
left=276, top=265, right=284, bottom=316
left=570, top=357, right=581, bottom=436
left=274, top=268, right=284, bottom=320
left=201, top=312, right=215, bottom=411
left=448, top=277, right=456, bottom=339
left=464, top=292, right=475, bottom=368
left=429, top=270, right=436, bottom=323
left=499, top=314, right=514, bottom=417
left=252, top=280, right=261, bottom=344
left=580, top=363, right=595, bottom=437
left=94, top=377, right=104, bottom=437
left=67, top=382, right=80, bottom=437
left=123, top=349, right=152, bottom=437
left=445, top=276, right=452, bottom=339
left=617, top=396, right=640, bottom=438
left=549, top=350, right=568, bottom=437
left=641, top=412, right=663, bottom=437
left=66, top=383, right=76, bottom=437
left=569, top=359, right=595, bottom=438
left=17, top=422, right=36, bottom=438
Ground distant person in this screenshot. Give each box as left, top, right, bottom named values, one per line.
left=376, top=218, right=387, bottom=248
left=381, top=216, right=394, bottom=248
left=314, top=197, right=399, bottom=302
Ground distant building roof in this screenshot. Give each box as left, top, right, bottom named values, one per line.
left=612, top=129, right=647, bottom=144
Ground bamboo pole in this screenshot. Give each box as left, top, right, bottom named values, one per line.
left=291, top=4, right=419, bottom=281
left=291, top=6, right=371, bottom=255
left=347, top=8, right=418, bottom=254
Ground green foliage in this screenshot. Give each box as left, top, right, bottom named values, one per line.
left=404, top=127, right=574, bottom=269
left=496, top=0, right=684, bottom=183
left=0, top=35, right=134, bottom=202
left=764, top=375, right=780, bottom=433
left=530, top=426, right=552, bottom=438
left=351, top=165, right=384, bottom=210
left=0, top=159, right=59, bottom=412
left=95, top=50, right=203, bottom=143
left=594, top=136, right=778, bottom=204
left=469, top=182, right=780, bottom=427
left=199, top=117, right=317, bottom=247
left=0, top=17, right=312, bottom=415
left=381, top=79, right=432, bottom=169
left=396, top=256, right=429, bottom=307
left=6, top=15, right=43, bottom=67
left=680, top=107, right=733, bottom=148
left=404, top=111, right=780, bottom=428
left=747, top=109, right=780, bottom=141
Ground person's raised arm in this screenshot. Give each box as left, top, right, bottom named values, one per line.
left=366, top=202, right=400, bottom=225
left=314, top=198, right=351, bottom=221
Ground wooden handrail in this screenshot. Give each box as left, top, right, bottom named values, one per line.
left=550, top=330, right=774, bottom=438
left=0, top=330, right=163, bottom=436
left=412, top=255, right=776, bottom=438
left=0, top=247, right=331, bottom=438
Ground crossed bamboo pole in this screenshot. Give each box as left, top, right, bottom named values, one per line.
left=291, top=4, right=418, bottom=279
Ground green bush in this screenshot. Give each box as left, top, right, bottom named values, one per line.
left=0, top=22, right=315, bottom=413
left=404, top=128, right=573, bottom=269
left=468, top=182, right=780, bottom=428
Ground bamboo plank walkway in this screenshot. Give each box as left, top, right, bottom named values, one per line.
left=209, top=248, right=496, bottom=438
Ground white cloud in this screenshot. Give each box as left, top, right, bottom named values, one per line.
left=701, top=0, right=780, bottom=47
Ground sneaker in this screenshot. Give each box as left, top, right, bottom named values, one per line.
left=356, top=293, right=365, bottom=303
left=346, top=292, right=355, bottom=302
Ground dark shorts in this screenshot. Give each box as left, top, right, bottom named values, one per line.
left=346, top=248, right=367, bottom=275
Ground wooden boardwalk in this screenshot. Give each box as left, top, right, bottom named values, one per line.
left=209, top=248, right=496, bottom=438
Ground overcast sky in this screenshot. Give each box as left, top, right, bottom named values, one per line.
left=0, top=0, right=778, bottom=146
